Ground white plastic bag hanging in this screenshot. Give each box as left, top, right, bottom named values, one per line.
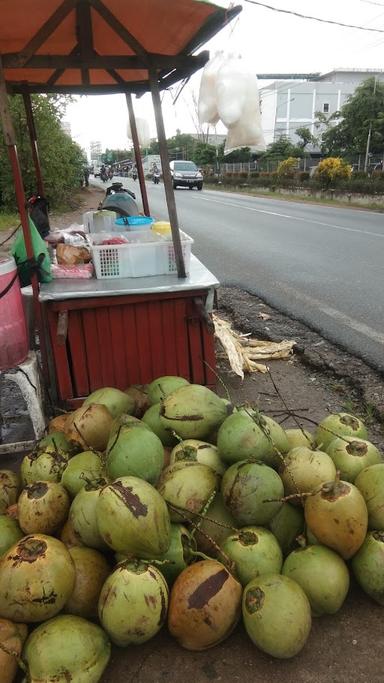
left=127, top=118, right=150, bottom=148
left=215, top=54, right=249, bottom=127
left=197, top=52, right=224, bottom=125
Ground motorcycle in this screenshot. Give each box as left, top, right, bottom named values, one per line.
left=152, top=171, right=160, bottom=185
left=100, top=181, right=138, bottom=217
left=100, top=169, right=108, bottom=182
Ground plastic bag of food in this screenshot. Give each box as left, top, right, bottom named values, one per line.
left=51, top=263, right=94, bottom=279
left=197, top=52, right=224, bottom=125
left=127, top=118, right=150, bottom=148
left=56, top=243, right=91, bottom=265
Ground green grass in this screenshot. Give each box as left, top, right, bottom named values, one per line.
left=205, top=185, right=384, bottom=212
left=0, top=212, right=20, bottom=231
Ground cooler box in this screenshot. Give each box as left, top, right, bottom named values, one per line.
left=0, top=258, right=28, bottom=370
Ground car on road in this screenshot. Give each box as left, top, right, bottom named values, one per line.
left=170, top=160, right=203, bottom=190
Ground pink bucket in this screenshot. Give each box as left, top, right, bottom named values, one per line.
left=0, top=258, right=28, bottom=370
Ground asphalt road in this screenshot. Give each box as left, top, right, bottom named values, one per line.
left=93, top=177, right=384, bottom=371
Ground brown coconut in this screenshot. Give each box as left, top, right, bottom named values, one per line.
left=65, top=404, right=113, bottom=451
left=168, top=559, right=242, bottom=650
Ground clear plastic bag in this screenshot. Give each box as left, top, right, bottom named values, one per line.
left=215, top=54, right=249, bottom=127
left=127, top=118, right=150, bottom=148
left=197, top=52, right=224, bottom=125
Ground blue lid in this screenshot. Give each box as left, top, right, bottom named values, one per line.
left=115, top=216, right=154, bottom=227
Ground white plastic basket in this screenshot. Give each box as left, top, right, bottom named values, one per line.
left=89, top=230, right=193, bottom=279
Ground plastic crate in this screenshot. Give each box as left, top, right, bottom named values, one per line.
left=90, top=231, right=193, bottom=279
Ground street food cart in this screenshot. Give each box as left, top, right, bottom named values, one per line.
left=0, top=0, right=241, bottom=406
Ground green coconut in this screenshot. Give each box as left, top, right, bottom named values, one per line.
left=96, top=476, right=171, bottom=557
left=157, top=461, right=218, bottom=523
left=142, top=403, right=179, bottom=447
left=0, top=470, right=20, bottom=513
left=61, top=451, right=105, bottom=498
left=314, top=412, right=368, bottom=450
left=160, top=384, right=228, bottom=440
left=106, top=425, right=164, bottom=485
left=69, top=486, right=108, bottom=551
left=221, top=527, right=283, bottom=586
left=304, top=479, right=368, bottom=559
left=37, top=430, right=78, bottom=455
left=351, top=531, right=384, bottom=605
left=170, top=439, right=226, bottom=476
left=242, top=574, right=312, bottom=659
left=0, top=515, right=23, bottom=557
left=285, top=428, right=314, bottom=450
left=326, top=436, right=382, bottom=483
left=217, top=412, right=271, bottom=465
left=83, top=386, right=135, bottom=419
left=22, top=614, right=111, bottom=682
left=283, top=545, right=350, bottom=615
left=194, top=492, right=239, bottom=557
left=109, top=413, right=151, bottom=437
left=355, top=463, right=384, bottom=529
left=280, top=447, right=336, bottom=501
left=65, top=547, right=111, bottom=620
left=155, top=524, right=196, bottom=585
left=18, top=481, right=70, bottom=535
left=147, top=375, right=190, bottom=405
left=98, top=561, right=169, bottom=646
left=21, top=446, right=69, bottom=486
left=221, top=461, right=284, bottom=526
left=268, top=503, right=304, bottom=556
left=0, top=535, right=75, bottom=622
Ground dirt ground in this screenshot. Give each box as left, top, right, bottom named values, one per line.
left=3, top=186, right=384, bottom=681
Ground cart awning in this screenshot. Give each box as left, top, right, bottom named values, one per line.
left=0, top=0, right=241, bottom=94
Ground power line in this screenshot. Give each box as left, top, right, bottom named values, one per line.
left=243, top=0, right=384, bottom=33
left=359, top=0, right=384, bottom=7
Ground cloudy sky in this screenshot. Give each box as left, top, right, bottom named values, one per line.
left=65, top=0, right=384, bottom=156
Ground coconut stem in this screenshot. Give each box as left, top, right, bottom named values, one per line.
left=263, top=491, right=313, bottom=504
left=202, top=359, right=232, bottom=404
left=166, top=502, right=238, bottom=533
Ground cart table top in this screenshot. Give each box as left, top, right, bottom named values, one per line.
left=39, top=255, right=219, bottom=302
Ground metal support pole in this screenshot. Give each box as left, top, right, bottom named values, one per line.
left=0, top=61, right=49, bottom=382
left=149, top=70, right=186, bottom=278
left=125, top=92, right=150, bottom=217
left=364, top=76, right=377, bottom=174
left=22, top=92, right=45, bottom=197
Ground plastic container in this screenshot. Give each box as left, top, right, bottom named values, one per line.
left=0, top=258, right=28, bottom=370
left=114, top=216, right=154, bottom=230
left=90, top=231, right=193, bottom=279
left=83, top=210, right=116, bottom=233
left=151, top=221, right=171, bottom=235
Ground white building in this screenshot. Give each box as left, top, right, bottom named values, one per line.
left=259, top=69, right=384, bottom=150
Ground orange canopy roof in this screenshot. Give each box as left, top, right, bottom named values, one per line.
left=0, top=0, right=241, bottom=94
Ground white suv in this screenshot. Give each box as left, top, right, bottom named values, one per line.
left=170, top=160, right=203, bottom=190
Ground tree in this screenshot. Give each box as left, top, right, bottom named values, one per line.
left=0, top=94, right=86, bottom=210
left=295, top=127, right=317, bottom=150
left=193, top=142, right=216, bottom=167
left=101, top=148, right=132, bottom=164
left=319, top=78, right=384, bottom=156
left=261, top=136, right=303, bottom=161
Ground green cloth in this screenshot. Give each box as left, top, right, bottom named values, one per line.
left=11, top=217, right=52, bottom=287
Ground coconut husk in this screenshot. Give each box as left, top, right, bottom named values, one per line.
left=213, top=314, right=295, bottom=379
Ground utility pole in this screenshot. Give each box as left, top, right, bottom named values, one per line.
left=364, top=76, right=377, bottom=173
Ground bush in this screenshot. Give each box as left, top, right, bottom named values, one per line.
left=314, top=157, right=352, bottom=188
left=298, top=172, right=310, bottom=182
left=276, top=157, right=299, bottom=177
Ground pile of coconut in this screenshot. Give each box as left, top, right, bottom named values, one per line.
left=0, top=377, right=383, bottom=682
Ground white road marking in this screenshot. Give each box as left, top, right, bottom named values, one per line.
left=280, top=284, right=384, bottom=345
left=194, top=194, right=384, bottom=238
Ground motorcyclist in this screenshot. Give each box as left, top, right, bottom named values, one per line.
left=152, top=163, right=160, bottom=184
left=132, top=164, right=137, bottom=181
